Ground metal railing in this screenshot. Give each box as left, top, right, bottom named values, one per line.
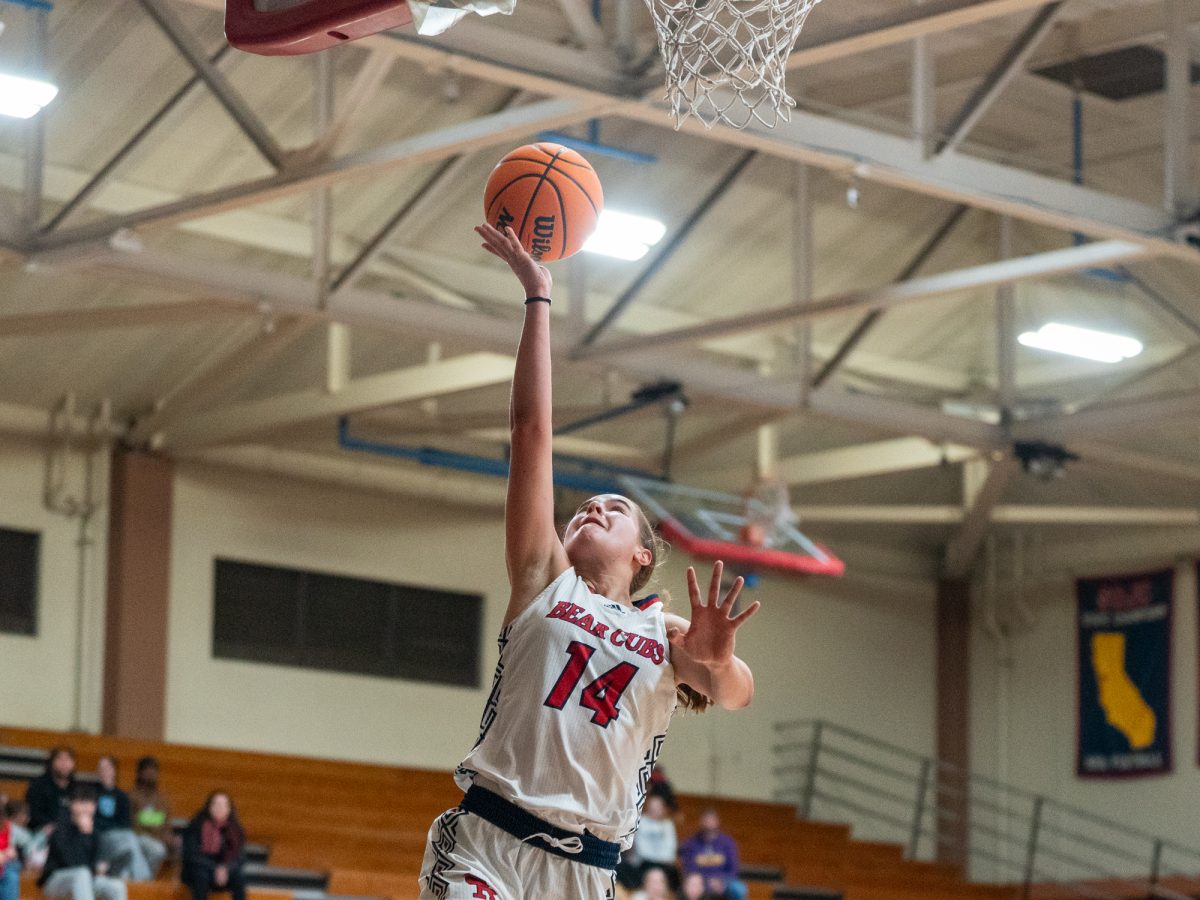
left=774, top=720, right=1200, bottom=899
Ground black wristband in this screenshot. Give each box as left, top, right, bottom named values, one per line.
left=524, top=296, right=552, bottom=306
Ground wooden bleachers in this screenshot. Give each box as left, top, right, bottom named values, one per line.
left=1, top=727, right=1022, bottom=900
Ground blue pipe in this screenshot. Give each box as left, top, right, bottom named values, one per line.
left=0, top=0, right=53, bottom=10
left=337, top=418, right=662, bottom=495
left=537, top=131, right=657, bottom=165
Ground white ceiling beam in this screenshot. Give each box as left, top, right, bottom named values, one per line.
left=1017, top=390, right=1200, bottom=442
left=1165, top=0, right=1197, bottom=216
left=299, top=48, right=396, bottom=163
left=795, top=504, right=1200, bottom=525
left=1074, top=442, right=1200, bottom=484
left=128, top=317, right=313, bottom=445
left=777, top=437, right=979, bottom=485
left=33, top=97, right=612, bottom=253
left=158, top=351, right=517, bottom=449
left=942, top=456, right=1019, bottom=577
left=0, top=299, right=250, bottom=336
left=574, top=240, right=1154, bottom=360
left=787, top=0, right=1057, bottom=69
left=809, top=384, right=1002, bottom=447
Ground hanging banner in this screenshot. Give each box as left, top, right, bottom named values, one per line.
left=1077, top=568, right=1172, bottom=778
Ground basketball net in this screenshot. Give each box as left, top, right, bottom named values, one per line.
left=642, top=0, right=822, bottom=129
left=739, top=478, right=797, bottom=549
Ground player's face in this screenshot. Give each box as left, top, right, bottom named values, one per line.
left=563, top=494, right=646, bottom=564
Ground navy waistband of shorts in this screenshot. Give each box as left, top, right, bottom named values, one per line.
left=459, top=785, right=621, bottom=870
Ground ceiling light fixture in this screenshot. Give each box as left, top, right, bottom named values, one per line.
left=0, top=72, right=58, bottom=119
left=1017, top=322, right=1143, bottom=364
left=583, top=210, right=666, bottom=261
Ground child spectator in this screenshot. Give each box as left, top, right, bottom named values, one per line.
left=679, top=810, right=746, bottom=900
left=634, top=796, right=679, bottom=889
left=1, top=800, right=19, bottom=900
left=5, top=799, right=44, bottom=871
left=631, top=867, right=670, bottom=900
left=679, top=871, right=720, bottom=900
left=26, top=746, right=77, bottom=831
left=95, top=756, right=155, bottom=881
left=129, top=757, right=173, bottom=876
left=39, top=786, right=127, bottom=900
left=182, top=792, right=246, bottom=900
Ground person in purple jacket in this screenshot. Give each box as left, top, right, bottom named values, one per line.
left=678, top=810, right=747, bottom=900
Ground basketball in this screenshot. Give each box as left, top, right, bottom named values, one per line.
left=483, top=143, right=603, bottom=262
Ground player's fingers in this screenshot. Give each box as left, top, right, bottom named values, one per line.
left=731, top=600, right=762, bottom=628
left=667, top=627, right=684, bottom=646
left=709, top=561, right=723, bottom=607
left=722, top=576, right=745, bottom=616
left=480, top=242, right=505, bottom=259
left=686, top=566, right=702, bottom=608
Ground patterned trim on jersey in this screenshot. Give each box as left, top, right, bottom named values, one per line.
left=426, top=807, right=467, bottom=900
left=455, top=624, right=512, bottom=784
left=622, top=731, right=669, bottom=843
left=633, top=594, right=662, bottom=611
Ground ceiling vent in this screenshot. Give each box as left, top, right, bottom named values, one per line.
left=1034, top=45, right=1200, bottom=100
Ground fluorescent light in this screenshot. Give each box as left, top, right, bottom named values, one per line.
left=583, top=209, right=665, bottom=261
left=1017, top=322, right=1143, bottom=364
left=0, top=73, right=58, bottom=119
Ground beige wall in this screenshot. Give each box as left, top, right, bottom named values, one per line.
left=970, top=530, right=1200, bottom=877
left=0, top=436, right=107, bottom=732
left=165, top=460, right=939, bottom=817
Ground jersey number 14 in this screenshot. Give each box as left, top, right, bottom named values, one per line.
left=544, top=641, right=639, bottom=727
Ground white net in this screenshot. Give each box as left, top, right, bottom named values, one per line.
left=642, top=0, right=822, bottom=129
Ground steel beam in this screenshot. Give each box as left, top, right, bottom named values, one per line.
left=777, top=437, right=978, bottom=485
left=159, top=352, right=517, bottom=449
left=809, top=383, right=1003, bottom=447
left=1017, top=390, right=1200, bottom=441
left=23, top=7, right=49, bottom=234
left=812, top=205, right=969, bottom=388
left=43, top=46, right=231, bottom=233
left=794, top=163, right=814, bottom=402
left=578, top=150, right=757, bottom=348
left=787, top=0, right=1057, bottom=69
left=302, top=49, right=395, bottom=163
left=1075, top=442, right=1200, bottom=484
left=575, top=239, right=1152, bottom=359
left=137, top=0, right=285, bottom=169
left=34, top=98, right=610, bottom=252
left=794, top=504, right=1200, bottom=525
left=0, top=299, right=249, bottom=337
left=313, top=52, right=335, bottom=306
left=1164, top=0, right=1196, bottom=215
left=936, top=3, right=1063, bottom=155
left=943, top=456, right=1019, bottom=577
left=911, top=31, right=935, bottom=157
left=996, top=217, right=1017, bottom=416
left=128, top=317, right=312, bottom=445
left=554, top=0, right=609, bottom=50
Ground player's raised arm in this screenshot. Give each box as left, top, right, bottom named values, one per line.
left=476, top=223, right=570, bottom=623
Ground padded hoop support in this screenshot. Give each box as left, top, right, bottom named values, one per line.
left=225, top=0, right=412, bottom=56
left=657, top=517, right=845, bottom=578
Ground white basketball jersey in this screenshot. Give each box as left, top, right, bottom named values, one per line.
left=455, top=567, right=678, bottom=847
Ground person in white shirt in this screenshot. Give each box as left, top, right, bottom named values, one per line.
left=633, top=797, right=678, bottom=890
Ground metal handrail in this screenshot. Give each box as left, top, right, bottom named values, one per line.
left=774, top=718, right=1200, bottom=896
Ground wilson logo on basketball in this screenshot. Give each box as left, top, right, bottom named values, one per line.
left=530, top=216, right=556, bottom=260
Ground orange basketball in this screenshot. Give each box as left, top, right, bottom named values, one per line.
left=483, top=143, right=603, bottom=262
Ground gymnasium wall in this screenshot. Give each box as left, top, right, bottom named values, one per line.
left=970, top=530, right=1200, bottom=877
left=0, top=436, right=108, bottom=732
left=164, top=459, right=939, bottom=813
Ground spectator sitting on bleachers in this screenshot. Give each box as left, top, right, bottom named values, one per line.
left=634, top=796, right=679, bottom=889
left=679, top=810, right=746, bottom=900
left=631, top=867, right=671, bottom=900
left=129, top=756, right=173, bottom=876
left=182, top=792, right=246, bottom=900
left=95, top=756, right=155, bottom=882
left=4, top=799, right=44, bottom=871
left=679, top=871, right=722, bottom=899
left=39, top=785, right=127, bottom=900
left=26, top=746, right=77, bottom=832
left=1, top=798, right=20, bottom=900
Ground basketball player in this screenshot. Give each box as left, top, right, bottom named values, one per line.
left=418, top=224, right=760, bottom=900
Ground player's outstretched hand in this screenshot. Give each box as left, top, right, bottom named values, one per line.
left=668, top=561, right=761, bottom=667
left=476, top=222, right=552, bottom=300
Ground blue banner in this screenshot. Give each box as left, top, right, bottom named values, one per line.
left=1077, top=569, right=1172, bottom=778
